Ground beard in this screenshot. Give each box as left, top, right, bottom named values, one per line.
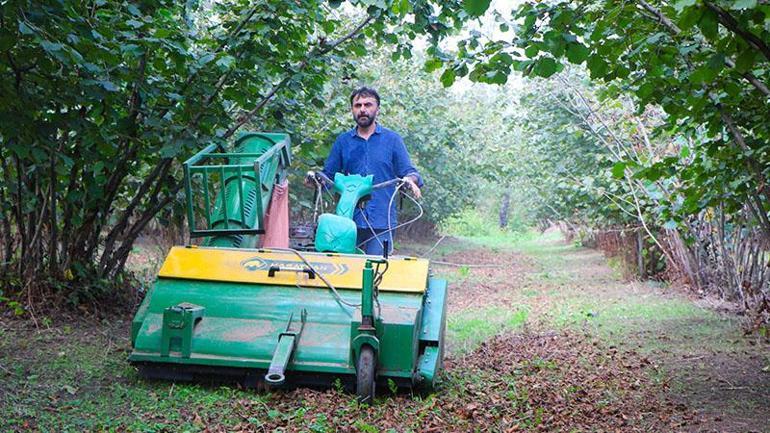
left=355, top=113, right=375, bottom=127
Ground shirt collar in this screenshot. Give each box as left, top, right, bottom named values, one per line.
left=350, top=123, right=383, bottom=137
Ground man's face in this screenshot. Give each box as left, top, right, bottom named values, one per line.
left=351, top=94, right=379, bottom=128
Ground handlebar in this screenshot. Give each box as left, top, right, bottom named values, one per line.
left=309, top=170, right=333, bottom=186
left=372, top=178, right=403, bottom=190
left=307, top=171, right=405, bottom=190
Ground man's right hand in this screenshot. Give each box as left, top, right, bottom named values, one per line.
left=403, top=176, right=422, bottom=199
left=304, top=170, right=317, bottom=188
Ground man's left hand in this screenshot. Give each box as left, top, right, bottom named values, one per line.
left=403, top=176, right=422, bottom=199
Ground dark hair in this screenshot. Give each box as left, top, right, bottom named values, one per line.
left=350, top=86, right=380, bottom=106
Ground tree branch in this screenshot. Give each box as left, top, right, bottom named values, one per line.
left=222, top=15, right=374, bottom=139
left=637, top=0, right=770, bottom=98
left=704, top=1, right=770, bottom=63
left=107, top=182, right=184, bottom=278
left=98, top=158, right=173, bottom=274
left=153, top=3, right=264, bottom=121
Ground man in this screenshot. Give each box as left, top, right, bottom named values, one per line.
left=319, top=86, right=423, bottom=255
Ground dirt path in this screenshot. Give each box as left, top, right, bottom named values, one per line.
left=1, top=232, right=768, bottom=432
left=432, top=232, right=770, bottom=432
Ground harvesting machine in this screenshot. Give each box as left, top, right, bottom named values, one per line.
left=128, top=132, right=447, bottom=402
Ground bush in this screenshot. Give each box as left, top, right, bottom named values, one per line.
left=440, top=208, right=501, bottom=237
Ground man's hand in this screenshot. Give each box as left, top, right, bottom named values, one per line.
left=304, top=170, right=317, bottom=188
left=403, top=175, right=422, bottom=199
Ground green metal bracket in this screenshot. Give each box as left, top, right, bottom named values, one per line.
left=160, top=303, right=205, bottom=358
left=313, top=174, right=374, bottom=254
left=416, top=346, right=441, bottom=387
left=332, top=173, right=373, bottom=219
left=361, top=258, right=387, bottom=328
left=361, top=260, right=375, bottom=325
left=350, top=259, right=387, bottom=364
left=265, top=309, right=307, bottom=386
left=182, top=133, right=291, bottom=246
left=352, top=333, right=380, bottom=361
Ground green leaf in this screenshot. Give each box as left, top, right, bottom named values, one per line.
left=544, top=30, right=565, bottom=57
left=678, top=7, right=703, bottom=30
left=351, top=43, right=367, bottom=56
left=126, top=4, right=141, bottom=16
left=735, top=50, right=757, bottom=72
left=160, top=140, right=183, bottom=158
left=689, top=66, right=716, bottom=84
left=731, top=0, right=757, bottom=9
left=126, top=19, right=143, bottom=29
left=707, top=52, right=725, bottom=71
left=391, top=0, right=410, bottom=16
left=18, top=22, right=35, bottom=35
left=197, top=53, right=215, bottom=66
left=463, top=0, right=492, bottom=17
left=533, top=57, right=558, bottom=78
left=322, top=20, right=336, bottom=34
left=698, top=10, right=719, bottom=41
left=724, top=81, right=742, bottom=97
left=524, top=45, right=539, bottom=58
left=673, top=0, right=697, bottom=12
left=121, top=44, right=143, bottom=57
left=440, top=68, right=456, bottom=87
left=99, top=80, right=118, bottom=92
left=523, top=13, right=536, bottom=32
left=663, top=220, right=678, bottom=230
left=216, top=55, right=235, bottom=69
left=636, top=82, right=656, bottom=100
left=587, top=55, right=608, bottom=78
left=424, top=58, right=443, bottom=72
left=565, top=43, right=589, bottom=64
left=40, top=41, right=63, bottom=52
left=483, top=70, right=508, bottom=84
left=611, top=162, right=626, bottom=178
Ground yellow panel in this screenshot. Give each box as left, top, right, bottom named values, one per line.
left=158, top=246, right=428, bottom=293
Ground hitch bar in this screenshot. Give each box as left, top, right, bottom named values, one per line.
left=265, top=309, right=307, bottom=386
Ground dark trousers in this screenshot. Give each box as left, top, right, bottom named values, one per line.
left=356, top=228, right=394, bottom=256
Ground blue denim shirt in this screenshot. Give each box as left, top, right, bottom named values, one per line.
left=322, top=124, right=423, bottom=229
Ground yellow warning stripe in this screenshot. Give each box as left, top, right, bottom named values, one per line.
left=158, top=246, right=428, bottom=293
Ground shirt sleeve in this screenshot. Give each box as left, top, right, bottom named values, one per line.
left=393, top=135, right=424, bottom=187
left=322, top=136, right=343, bottom=181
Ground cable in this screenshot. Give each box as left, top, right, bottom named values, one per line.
left=358, top=186, right=425, bottom=250
left=357, top=183, right=424, bottom=250
left=373, top=260, right=388, bottom=288
left=295, top=175, right=421, bottom=313
left=372, top=260, right=388, bottom=322
left=260, top=247, right=360, bottom=310
left=430, top=260, right=503, bottom=268
left=310, top=174, right=334, bottom=217
left=358, top=209, right=384, bottom=250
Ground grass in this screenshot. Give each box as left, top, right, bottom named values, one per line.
left=2, top=229, right=761, bottom=431
left=450, top=229, right=744, bottom=355
left=0, top=322, right=268, bottom=432
left=441, top=228, right=769, bottom=430
left=456, top=229, right=548, bottom=253
left=447, top=306, right=529, bottom=354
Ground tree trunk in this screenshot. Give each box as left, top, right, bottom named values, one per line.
left=637, top=230, right=645, bottom=278
left=499, top=191, right=510, bottom=229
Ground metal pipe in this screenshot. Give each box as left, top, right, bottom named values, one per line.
left=362, top=260, right=374, bottom=320
left=265, top=335, right=295, bottom=386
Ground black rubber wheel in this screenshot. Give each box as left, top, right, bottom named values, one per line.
left=356, top=345, right=376, bottom=404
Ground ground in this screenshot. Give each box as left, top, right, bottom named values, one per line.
left=1, top=230, right=768, bottom=432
